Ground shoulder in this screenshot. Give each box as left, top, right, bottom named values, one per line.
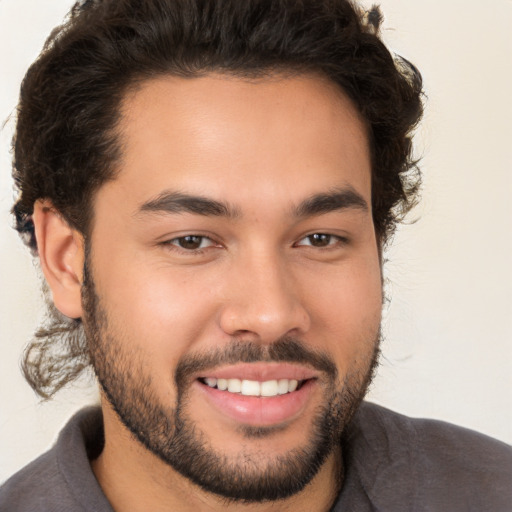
left=342, top=402, right=512, bottom=511
left=0, top=445, right=70, bottom=512
left=0, top=407, right=111, bottom=512
left=354, top=401, right=512, bottom=470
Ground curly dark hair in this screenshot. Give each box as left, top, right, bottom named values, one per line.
left=11, top=0, right=423, bottom=398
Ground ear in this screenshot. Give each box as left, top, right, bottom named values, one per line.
left=33, top=200, right=85, bottom=319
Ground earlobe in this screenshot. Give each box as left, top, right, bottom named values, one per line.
left=33, top=200, right=85, bottom=319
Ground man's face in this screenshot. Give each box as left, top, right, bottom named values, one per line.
left=82, top=73, right=382, bottom=501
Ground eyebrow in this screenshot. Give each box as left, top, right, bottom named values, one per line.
left=293, top=187, right=369, bottom=217
left=137, top=187, right=368, bottom=220
left=137, top=191, right=240, bottom=218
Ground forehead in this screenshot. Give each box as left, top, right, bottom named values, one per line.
left=105, top=72, right=371, bottom=213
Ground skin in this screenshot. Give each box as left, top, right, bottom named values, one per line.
left=34, top=73, right=382, bottom=511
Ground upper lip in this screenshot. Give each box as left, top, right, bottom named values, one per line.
left=197, top=362, right=318, bottom=382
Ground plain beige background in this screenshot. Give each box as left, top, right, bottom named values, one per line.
left=1, top=0, right=511, bottom=484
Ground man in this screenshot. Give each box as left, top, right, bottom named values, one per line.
left=0, top=0, right=511, bottom=510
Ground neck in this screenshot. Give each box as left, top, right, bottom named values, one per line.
left=91, top=401, right=343, bottom=512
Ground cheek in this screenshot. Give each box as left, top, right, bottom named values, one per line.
left=92, top=253, right=221, bottom=361
left=305, top=259, right=382, bottom=368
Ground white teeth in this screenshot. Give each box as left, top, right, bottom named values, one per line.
left=241, top=380, right=261, bottom=396
left=260, top=380, right=278, bottom=397
left=202, top=377, right=303, bottom=396
left=227, top=378, right=242, bottom=393
left=277, top=379, right=289, bottom=395
left=204, top=377, right=217, bottom=388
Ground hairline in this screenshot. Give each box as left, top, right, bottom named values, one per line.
left=81, top=68, right=377, bottom=244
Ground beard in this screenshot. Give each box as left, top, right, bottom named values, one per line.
left=81, top=258, right=380, bottom=503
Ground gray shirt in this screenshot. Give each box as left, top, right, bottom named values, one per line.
left=1, top=402, right=511, bottom=511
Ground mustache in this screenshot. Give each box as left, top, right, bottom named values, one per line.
left=175, top=337, right=338, bottom=388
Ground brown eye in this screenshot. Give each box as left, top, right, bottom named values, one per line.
left=305, top=233, right=333, bottom=247
left=169, top=235, right=213, bottom=250
left=295, top=233, right=348, bottom=249
left=178, top=236, right=203, bottom=249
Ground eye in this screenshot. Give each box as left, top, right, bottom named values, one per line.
left=166, top=235, right=216, bottom=251
left=296, top=233, right=345, bottom=248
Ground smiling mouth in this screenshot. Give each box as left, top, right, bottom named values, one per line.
left=199, top=377, right=307, bottom=397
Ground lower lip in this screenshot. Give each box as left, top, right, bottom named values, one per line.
left=195, top=379, right=315, bottom=426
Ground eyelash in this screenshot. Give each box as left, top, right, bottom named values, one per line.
left=163, top=235, right=218, bottom=253
left=162, top=233, right=348, bottom=254
left=295, top=233, right=348, bottom=249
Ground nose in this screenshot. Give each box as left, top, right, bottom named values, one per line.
left=218, top=251, right=311, bottom=343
